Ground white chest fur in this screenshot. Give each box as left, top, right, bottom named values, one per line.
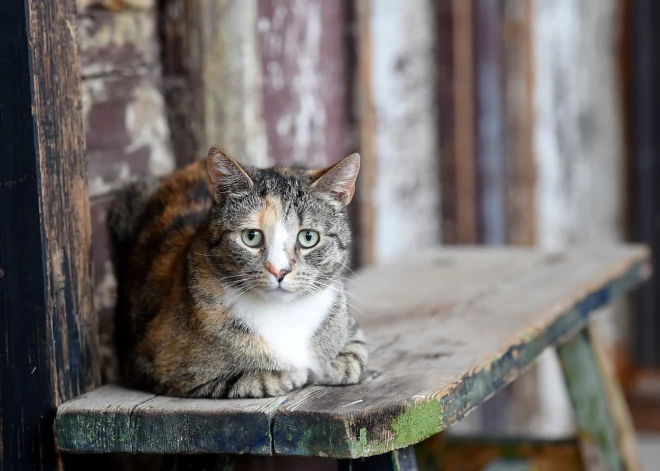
left=232, top=286, right=336, bottom=371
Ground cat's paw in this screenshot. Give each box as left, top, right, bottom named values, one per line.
left=228, top=370, right=308, bottom=398
left=318, top=351, right=365, bottom=386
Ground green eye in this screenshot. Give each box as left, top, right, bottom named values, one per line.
left=241, top=229, right=264, bottom=247
left=298, top=230, right=320, bottom=248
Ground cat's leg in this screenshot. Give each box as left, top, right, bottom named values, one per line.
left=227, top=370, right=309, bottom=398
left=316, top=326, right=368, bottom=386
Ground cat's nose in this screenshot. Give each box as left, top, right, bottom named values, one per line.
left=265, top=264, right=290, bottom=283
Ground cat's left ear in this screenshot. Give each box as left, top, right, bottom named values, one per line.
left=207, top=146, right=253, bottom=201
left=311, top=153, right=360, bottom=206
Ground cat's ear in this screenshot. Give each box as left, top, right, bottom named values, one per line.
left=311, top=153, right=360, bottom=206
left=207, top=146, right=253, bottom=201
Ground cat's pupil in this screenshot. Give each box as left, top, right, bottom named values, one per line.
left=305, top=231, right=312, bottom=241
left=249, top=230, right=257, bottom=240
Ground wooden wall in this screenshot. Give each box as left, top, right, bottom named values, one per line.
left=76, top=0, right=175, bottom=379
left=76, top=0, right=631, bottom=444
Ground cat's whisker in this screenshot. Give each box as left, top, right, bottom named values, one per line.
left=315, top=278, right=364, bottom=301
left=340, top=262, right=362, bottom=279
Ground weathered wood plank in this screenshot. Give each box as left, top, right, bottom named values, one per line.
left=82, top=72, right=174, bottom=198
left=272, top=247, right=649, bottom=458
left=357, top=0, right=440, bottom=262
left=0, top=0, right=100, bottom=467
left=503, top=0, right=535, bottom=247
left=473, top=0, right=507, bottom=246
left=557, top=330, right=623, bottom=471
left=55, top=385, right=156, bottom=453
left=78, top=9, right=157, bottom=78
left=258, top=0, right=348, bottom=168
left=130, top=394, right=286, bottom=454
left=631, top=0, right=660, bottom=366
left=439, top=0, right=478, bottom=245
left=55, top=385, right=287, bottom=454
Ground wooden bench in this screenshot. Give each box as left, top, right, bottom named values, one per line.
left=54, top=247, right=650, bottom=470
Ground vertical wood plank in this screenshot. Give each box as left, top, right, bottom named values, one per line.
left=557, top=330, right=624, bottom=471
left=358, top=0, right=441, bottom=262
left=0, top=0, right=100, bottom=468
left=258, top=0, right=348, bottom=168
left=473, top=0, right=508, bottom=246
left=522, top=0, right=627, bottom=437
left=160, top=0, right=267, bottom=167
left=630, top=0, right=660, bottom=366
left=504, top=0, right=535, bottom=246
left=357, top=0, right=377, bottom=265
left=452, top=0, right=478, bottom=245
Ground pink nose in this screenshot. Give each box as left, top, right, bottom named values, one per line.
left=265, top=263, right=290, bottom=283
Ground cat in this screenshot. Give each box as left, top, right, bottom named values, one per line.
left=108, top=146, right=367, bottom=398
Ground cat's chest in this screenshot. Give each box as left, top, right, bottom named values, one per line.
left=232, top=287, right=336, bottom=370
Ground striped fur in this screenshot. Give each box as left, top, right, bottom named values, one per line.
left=109, top=148, right=367, bottom=398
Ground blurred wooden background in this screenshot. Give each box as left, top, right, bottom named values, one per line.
left=76, top=0, right=659, bottom=449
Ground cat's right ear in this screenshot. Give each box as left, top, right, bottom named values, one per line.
left=207, top=146, right=253, bottom=202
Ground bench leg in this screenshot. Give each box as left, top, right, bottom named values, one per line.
left=557, top=327, right=635, bottom=471
left=338, top=445, right=419, bottom=471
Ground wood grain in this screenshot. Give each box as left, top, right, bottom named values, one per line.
left=273, top=247, right=649, bottom=458
left=0, top=0, right=100, bottom=468
left=53, top=248, right=649, bottom=458
left=557, top=330, right=623, bottom=471
left=588, top=325, right=641, bottom=470
left=503, top=0, right=535, bottom=246
left=56, top=385, right=287, bottom=454
left=357, top=0, right=441, bottom=262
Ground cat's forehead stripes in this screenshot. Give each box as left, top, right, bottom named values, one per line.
left=257, top=196, right=283, bottom=228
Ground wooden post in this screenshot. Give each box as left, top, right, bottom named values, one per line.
left=0, top=1, right=100, bottom=469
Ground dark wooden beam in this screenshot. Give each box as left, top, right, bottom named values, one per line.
left=0, top=1, right=100, bottom=469
left=631, top=0, right=660, bottom=366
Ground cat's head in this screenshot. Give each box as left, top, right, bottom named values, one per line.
left=203, top=146, right=359, bottom=302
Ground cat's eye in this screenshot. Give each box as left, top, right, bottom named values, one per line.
left=241, top=229, right=264, bottom=248
left=297, top=230, right=320, bottom=248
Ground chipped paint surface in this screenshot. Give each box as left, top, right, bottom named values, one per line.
left=77, top=10, right=156, bottom=78
left=82, top=73, right=173, bottom=197
left=367, top=0, right=441, bottom=262
left=258, top=0, right=347, bottom=167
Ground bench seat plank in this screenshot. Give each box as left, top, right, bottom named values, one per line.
left=273, top=247, right=649, bottom=458
left=56, top=385, right=287, bottom=454
left=53, top=247, right=650, bottom=457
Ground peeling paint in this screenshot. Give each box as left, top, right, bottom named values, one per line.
left=368, top=0, right=441, bottom=262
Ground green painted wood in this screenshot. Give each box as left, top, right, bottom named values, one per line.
left=339, top=446, right=418, bottom=471
left=482, top=459, right=535, bottom=471
left=557, top=330, right=623, bottom=471
left=55, top=385, right=286, bottom=454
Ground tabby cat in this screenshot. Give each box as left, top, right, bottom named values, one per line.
left=108, top=147, right=367, bottom=398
